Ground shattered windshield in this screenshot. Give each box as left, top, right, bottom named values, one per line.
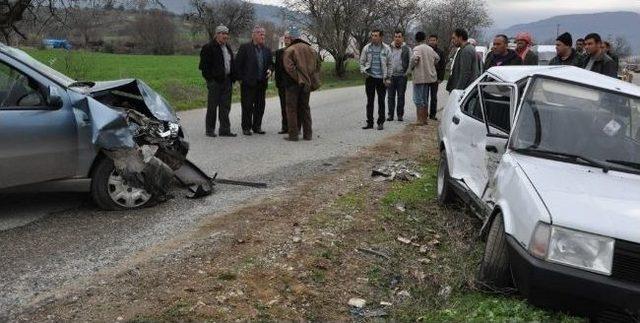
left=510, top=78, right=640, bottom=173
left=0, top=43, right=75, bottom=87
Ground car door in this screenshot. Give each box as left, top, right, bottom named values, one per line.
left=0, top=57, right=78, bottom=189
left=476, top=82, right=518, bottom=201
left=447, top=85, right=489, bottom=197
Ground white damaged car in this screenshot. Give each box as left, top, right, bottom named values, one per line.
left=437, top=65, right=640, bottom=320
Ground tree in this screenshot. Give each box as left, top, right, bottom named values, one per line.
left=259, top=20, right=285, bottom=50
left=286, top=0, right=361, bottom=77
left=349, top=0, right=384, bottom=52
left=130, top=9, right=177, bottom=55
left=418, top=0, right=492, bottom=54
left=609, top=36, right=633, bottom=58
left=378, top=0, right=420, bottom=41
left=188, top=0, right=255, bottom=41
left=0, top=0, right=63, bottom=44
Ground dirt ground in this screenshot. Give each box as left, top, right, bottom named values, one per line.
left=14, top=122, right=572, bottom=322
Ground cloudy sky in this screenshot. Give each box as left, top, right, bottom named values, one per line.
left=250, top=0, right=639, bottom=28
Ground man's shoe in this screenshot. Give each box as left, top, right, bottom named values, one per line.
left=303, top=137, right=312, bottom=141
left=386, top=116, right=394, bottom=121
left=206, top=133, right=217, bottom=138
left=253, top=129, right=266, bottom=135
left=429, top=116, right=438, bottom=121
left=243, top=130, right=252, bottom=136
left=284, top=137, right=299, bottom=142
left=219, top=132, right=237, bottom=137
left=362, top=125, right=374, bottom=129
left=398, top=116, right=404, bottom=121
left=377, top=124, right=384, bottom=130
left=278, top=129, right=288, bottom=134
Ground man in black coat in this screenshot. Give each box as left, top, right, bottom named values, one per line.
left=484, top=34, right=522, bottom=72
left=234, top=26, right=273, bottom=135
left=199, top=25, right=236, bottom=137
left=549, top=32, right=584, bottom=66
left=582, top=33, right=618, bottom=78
left=275, top=31, right=293, bottom=134
left=428, top=34, right=446, bottom=120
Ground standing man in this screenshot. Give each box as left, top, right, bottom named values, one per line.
left=275, top=31, right=293, bottom=134
left=446, top=28, right=479, bottom=92
left=582, top=33, right=617, bottom=78
left=576, top=38, right=586, bottom=56
left=409, top=31, right=440, bottom=125
left=515, top=32, right=539, bottom=65
left=199, top=25, right=236, bottom=137
left=484, top=34, right=522, bottom=71
left=359, top=29, right=392, bottom=130
left=235, top=26, right=273, bottom=136
left=428, top=34, right=446, bottom=120
left=549, top=32, right=584, bottom=66
left=387, top=30, right=411, bottom=122
left=603, top=41, right=620, bottom=71
left=283, top=27, right=321, bottom=142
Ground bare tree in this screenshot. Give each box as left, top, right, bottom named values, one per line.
left=188, top=0, right=255, bottom=41
left=0, top=0, right=67, bottom=44
left=65, top=0, right=119, bottom=47
left=379, top=0, right=420, bottom=41
left=259, top=20, right=285, bottom=50
left=349, top=0, right=383, bottom=52
left=129, top=9, right=177, bottom=54
left=609, top=36, right=633, bottom=58
left=419, top=0, right=492, bottom=54
left=286, top=0, right=361, bottom=77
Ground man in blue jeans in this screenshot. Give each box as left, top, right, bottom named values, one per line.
left=359, top=29, right=392, bottom=130
left=387, top=30, right=411, bottom=122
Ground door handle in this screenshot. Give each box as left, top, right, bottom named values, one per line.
left=452, top=116, right=460, bottom=125
left=485, top=145, right=499, bottom=153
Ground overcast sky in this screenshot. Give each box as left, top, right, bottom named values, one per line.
left=249, top=0, right=639, bottom=28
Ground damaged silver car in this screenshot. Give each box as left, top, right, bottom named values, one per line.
left=0, top=43, right=213, bottom=210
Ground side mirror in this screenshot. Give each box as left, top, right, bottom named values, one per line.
left=47, top=86, right=63, bottom=109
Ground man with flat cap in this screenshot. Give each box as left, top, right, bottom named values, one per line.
left=199, top=25, right=236, bottom=137
left=550, top=32, right=584, bottom=66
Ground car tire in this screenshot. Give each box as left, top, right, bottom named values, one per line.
left=477, top=213, right=513, bottom=290
left=437, top=149, right=456, bottom=205
left=91, top=157, right=154, bottom=211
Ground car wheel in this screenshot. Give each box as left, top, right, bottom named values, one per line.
left=91, top=157, right=153, bottom=211
left=437, top=149, right=456, bottom=205
left=477, top=213, right=513, bottom=289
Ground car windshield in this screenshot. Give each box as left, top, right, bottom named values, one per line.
left=510, top=77, right=640, bottom=173
left=0, top=43, right=75, bottom=87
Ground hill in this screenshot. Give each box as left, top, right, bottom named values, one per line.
left=498, top=11, right=640, bottom=54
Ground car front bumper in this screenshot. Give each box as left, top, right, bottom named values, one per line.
left=507, top=236, right=640, bottom=320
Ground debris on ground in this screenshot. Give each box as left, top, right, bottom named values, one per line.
left=351, top=307, right=389, bottom=318
left=395, top=203, right=406, bottom=212
left=348, top=297, right=367, bottom=308
left=371, top=160, right=422, bottom=182
left=356, top=247, right=391, bottom=260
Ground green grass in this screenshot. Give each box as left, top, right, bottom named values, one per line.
left=23, top=48, right=364, bottom=111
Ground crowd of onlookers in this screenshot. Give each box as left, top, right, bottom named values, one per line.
left=199, top=24, right=627, bottom=141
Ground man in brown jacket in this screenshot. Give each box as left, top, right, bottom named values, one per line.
left=283, top=26, right=321, bottom=141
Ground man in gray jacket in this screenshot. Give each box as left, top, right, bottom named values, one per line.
left=387, top=30, right=411, bottom=122
left=360, top=29, right=392, bottom=130
left=446, top=28, right=480, bottom=93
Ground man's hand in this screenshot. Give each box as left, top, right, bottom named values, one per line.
left=414, top=55, right=421, bottom=63
left=266, top=69, right=272, bottom=79
left=384, top=79, right=391, bottom=87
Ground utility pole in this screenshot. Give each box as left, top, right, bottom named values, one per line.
left=556, top=24, right=560, bottom=37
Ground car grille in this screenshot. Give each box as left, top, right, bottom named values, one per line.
left=612, top=239, right=640, bottom=284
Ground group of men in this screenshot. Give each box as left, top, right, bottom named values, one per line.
left=484, top=31, right=619, bottom=78
left=199, top=25, right=320, bottom=141
left=358, top=29, right=447, bottom=128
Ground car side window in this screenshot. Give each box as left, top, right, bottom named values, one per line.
left=481, top=84, right=512, bottom=133
left=0, top=62, right=46, bottom=109
left=461, top=89, right=484, bottom=121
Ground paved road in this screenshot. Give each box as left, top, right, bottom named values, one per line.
left=0, top=84, right=449, bottom=318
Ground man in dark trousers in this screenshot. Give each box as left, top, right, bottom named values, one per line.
left=582, top=33, right=618, bottom=78
left=428, top=34, right=446, bottom=120
left=235, top=26, right=273, bottom=136
left=446, top=28, right=479, bottom=92
left=484, top=34, right=522, bottom=71
left=275, top=31, right=293, bottom=134
left=386, top=30, right=411, bottom=122
left=283, top=27, right=321, bottom=141
left=199, top=25, right=236, bottom=137
left=359, top=29, right=392, bottom=130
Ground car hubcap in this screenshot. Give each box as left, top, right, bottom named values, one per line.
left=437, top=158, right=445, bottom=197
left=107, top=172, right=152, bottom=209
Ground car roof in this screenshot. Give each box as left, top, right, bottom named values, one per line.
left=486, top=65, right=640, bottom=97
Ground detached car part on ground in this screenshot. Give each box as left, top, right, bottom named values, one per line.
left=438, top=65, right=640, bottom=320
left=0, top=44, right=213, bottom=210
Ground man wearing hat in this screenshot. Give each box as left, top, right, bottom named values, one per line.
left=199, top=25, right=236, bottom=137
left=550, top=32, right=584, bottom=66
left=515, top=32, right=539, bottom=65
left=283, top=26, right=321, bottom=141
left=235, top=26, right=273, bottom=136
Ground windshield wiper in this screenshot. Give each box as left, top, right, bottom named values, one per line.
left=514, top=148, right=610, bottom=173
left=606, top=160, right=640, bottom=171
left=68, top=81, right=96, bottom=88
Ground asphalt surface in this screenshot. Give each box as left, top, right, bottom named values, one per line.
left=0, top=83, right=449, bottom=318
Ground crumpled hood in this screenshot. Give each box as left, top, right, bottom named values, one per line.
left=513, top=154, right=640, bottom=244
left=87, top=79, right=177, bottom=123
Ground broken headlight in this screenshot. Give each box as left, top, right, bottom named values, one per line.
left=529, top=222, right=614, bottom=275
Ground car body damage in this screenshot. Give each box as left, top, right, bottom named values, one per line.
left=80, top=79, right=214, bottom=202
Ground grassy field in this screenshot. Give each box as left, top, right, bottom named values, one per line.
left=24, top=49, right=364, bottom=111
